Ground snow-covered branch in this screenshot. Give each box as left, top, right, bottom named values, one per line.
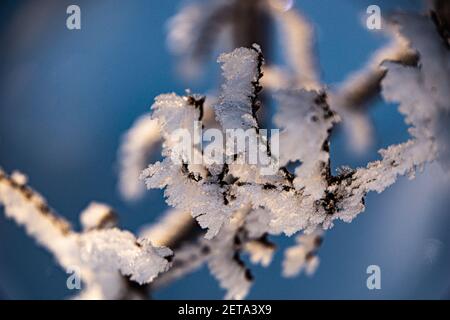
left=0, top=169, right=172, bottom=299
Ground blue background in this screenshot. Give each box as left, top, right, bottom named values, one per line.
left=1, top=0, right=449, bottom=299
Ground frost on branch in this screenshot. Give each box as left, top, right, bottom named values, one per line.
left=283, top=229, right=323, bottom=277
left=387, top=13, right=450, bottom=171
left=243, top=237, right=275, bottom=267
left=274, top=89, right=338, bottom=198
left=141, top=19, right=447, bottom=297
left=79, top=229, right=172, bottom=285
left=142, top=34, right=446, bottom=243
left=0, top=170, right=73, bottom=264
left=145, top=206, right=274, bottom=299
left=144, top=207, right=262, bottom=300
left=166, top=0, right=320, bottom=91
left=207, top=208, right=253, bottom=300
left=323, top=13, right=449, bottom=226
left=141, top=46, right=265, bottom=239
left=329, top=22, right=418, bottom=153
left=118, top=115, right=160, bottom=201
left=141, top=156, right=239, bottom=240
left=268, top=3, right=319, bottom=89
left=214, top=45, right=262, bottom=131
left=80, top=202, right=118, bottom=231
left=0, top=169, right=172, bottom=299
left=139, top=208, right=196, bottom=247
left=167, top=0, right=233, bottom=77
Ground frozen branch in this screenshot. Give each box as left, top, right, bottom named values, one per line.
left=118, top=115, right=160, bottom=201
left=283, top=229, right=323, bottom=277
left=0, top=169, right=172, bottom=299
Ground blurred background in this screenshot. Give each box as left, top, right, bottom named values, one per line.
left=0, top=0, right=449, bottom=299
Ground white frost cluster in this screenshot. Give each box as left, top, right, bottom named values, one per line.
left=283, top=229, right=323, bottom=277
left=141, top=48, right=266, bottom=239
left=79, top=229, right=172, bottom=285
left=270, top=3, right=319, bottom=89
left=274, top=89, right=337, bottom=199
left=207, top=209, right=253, bottom=300
left=214, top=46, right=261, bottom=131
left=80, top=202, right=117, bottom=231
left=118, top=115, right=160, bottom=201
left=386, top=14, right=450, bottom=171
left=323, top=13, right=449, bottom=226
left=139, top=9, right=449, bottom=295
left=329, top=22, right=417, bottom=153
left=144, top=23, right=449, bottom=240
left=166, top=0, right=231, bottom=77
left=139, top=208, right=194, bottom=247
left=0, top=169, right=172, bottom=299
